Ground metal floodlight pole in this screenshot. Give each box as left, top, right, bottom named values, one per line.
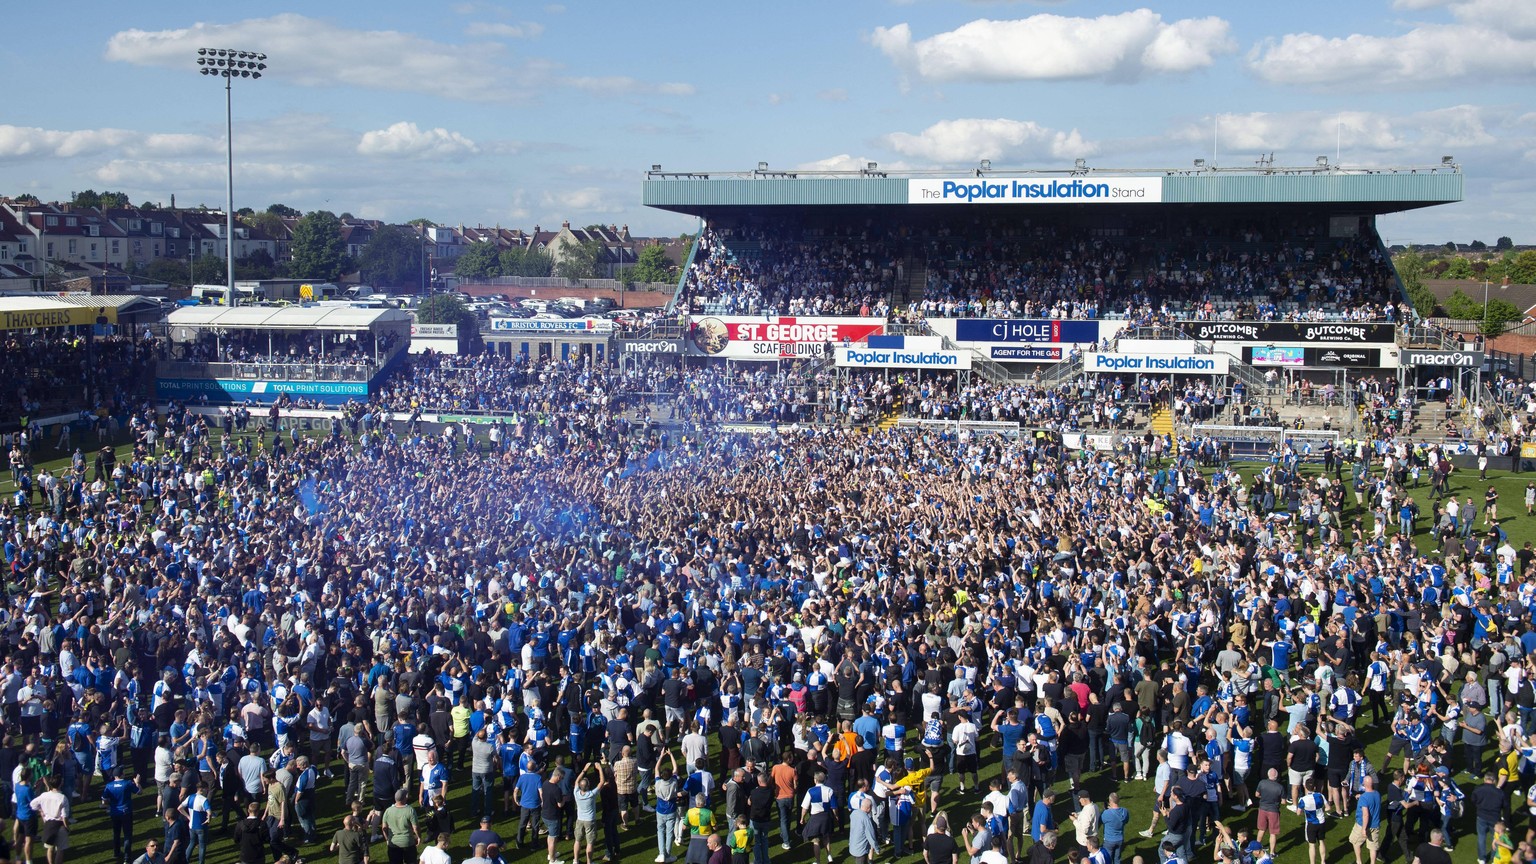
left=196, top=47, right=267, bottom=307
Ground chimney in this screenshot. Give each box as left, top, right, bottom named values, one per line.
left=534, top=225, right=540, bottom=234
left=561, top=220, right=570, bottom=230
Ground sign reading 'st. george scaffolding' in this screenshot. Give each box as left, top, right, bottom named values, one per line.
left=908, top=177, right=1162, bottom=204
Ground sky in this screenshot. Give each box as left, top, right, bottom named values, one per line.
left=2, top=0, right=1533, bottom=244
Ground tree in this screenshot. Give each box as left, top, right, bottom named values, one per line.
left=1469, top=240, right=1487, bottom=251
left=1497, top=236, right=1514, bottom=251
left=1392, top=251, right=1436, bottom=318
left=358, top=225, right=425, bottom=290
left=288, top=211, right=348, bottom=281
left=1443, top=289, right=1482, bottom=320
left=190, top=255, right=226, bottom=285
left=138, top=201, right=160, bottom=211
left=554, top=240, right=605, bottom=280
left=69, top=189, right=130, bottom=209
left=454, top=242, right=503, bottom=282
left=406, top=218, right=436, bottom=227
left=1443, top=257, right=1474, bottom=280
left=143, top=257, right=192, bottom=286
left=338, top=212, right=355, bottom=221
left=244, top=211, right=288, bottom=240
left=236, top=249, right=277, bottom=280
left=266, top=203, right=300, bottom=217
left=1509, top=250, right=1536, bottom=285
left=1443, top=289, right=1521, bottom=336
left=1484, top=298, right=1521, bottom=337
left=500, top=247, right=554, bottom=277
left=416, top=293, right=479, bottom=345
left=629, top=244, right=677, bottom=284
left=236, top=207, right=255, bottom=217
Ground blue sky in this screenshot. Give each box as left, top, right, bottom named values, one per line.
left=2, top=1, right=1532, bottom=243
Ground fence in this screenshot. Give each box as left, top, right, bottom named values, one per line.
left=466, top=276, right=675, bottom=292
left=1429, top=317, right=1536, bottom=337
left=157, top=360, right=381, bottom=382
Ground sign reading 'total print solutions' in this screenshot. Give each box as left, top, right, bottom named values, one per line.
left=908, top=177, right=1162, bottom=205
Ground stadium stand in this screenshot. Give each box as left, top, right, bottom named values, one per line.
left=677, top=214, right=1403, bottom=322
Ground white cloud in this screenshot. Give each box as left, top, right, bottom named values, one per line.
left=881, top=118, right=1096, bottom=162
left=795, top=154, right=911, bottom=172
left=0, top=126, right=134, bottom=160
left=93, top=159, right=319, bottom=186
left=465, top=21, right=544, bottom=39
left=358, top=122, right=479, bottom=159
left=768, top=93, right=788, bottom=106
left=1172, top=106, right=1506, bottom=161
left=540, top=187, right=625, bottom=214
left=817, top=88, right=849, bottom=102
left=104, top=14, right=517, bottom=100
left=1250, top=0, right=1536, bottom=86
left=563, top=76, right=695, bottom=97
left=871, top=10, right=1235, bottom=82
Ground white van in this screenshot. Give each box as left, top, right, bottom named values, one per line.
left=191, top=284, right=258, bottom=305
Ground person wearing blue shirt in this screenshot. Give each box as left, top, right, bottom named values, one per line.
left=100, top=769, right=140, bottom=864
left=1031, top=788, right=1057, bottom=841
left=1349, top=775, right=1382, bottom=864
left=852, top=707, right=881, bottom=752
left=1297, top=779, right=1328, bottom=864
left=1269, top=638, right=1293, bottom=682
left=179, top=781, right=213, bottom=864
left=1100, top=792, right=1130, bottom=864
left=515, top=764, right=544, bottom=847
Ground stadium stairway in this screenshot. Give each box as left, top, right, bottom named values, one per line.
left=1150, top=406, right=1175, bottom=437
left=893, top=255, right=927, bottom=309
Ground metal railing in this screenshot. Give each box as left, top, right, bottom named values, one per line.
left=158, top=359, right=381, bottom=382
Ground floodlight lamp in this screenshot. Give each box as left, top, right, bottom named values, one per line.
left=1441, top=156, right=1454, bottom=166
left=979, top=160, right=991, bottom=171
left=251, top=72, right=261, bottom=80
left=198, top=48, right=207, bottom=56
left=757, top=162, right=768, bottom=171
left=867, top=162, right=878, bottom=171
left=1193, top=159, right=1205, bottom=168
left=1075, top=158, right=1087, bottom=170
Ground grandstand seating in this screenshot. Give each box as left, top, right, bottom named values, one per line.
left=677, top=214, right=1403, bottom=321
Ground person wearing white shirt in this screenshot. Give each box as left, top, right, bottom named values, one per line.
left=951, top=718, right=980, bottom=792
left=1073, top=789, right=1100, bottom=852
left=307, top=703, right=333, bottom=778
left=1163, top=724, right=1194, bottom=772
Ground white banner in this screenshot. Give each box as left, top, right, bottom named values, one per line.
left=908, top=177, right=1162, bottom=205
left=490, top=317, right=613, bottom=333
left=688, top=315, right=885, bottom=359
left=835, top=346, right=973, bottom=370
left=1084, top=352, right=1229, bottom=374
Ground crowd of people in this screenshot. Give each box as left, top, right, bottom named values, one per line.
left=173, top=329, right=401, bottom=371
left=0, top=332, right=1530, bottom=864
left=0, top=333, right=157, bottom=430
left=674, top=218, right=1401, bottom=325
left=678, top=226, right=896, bottom=318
